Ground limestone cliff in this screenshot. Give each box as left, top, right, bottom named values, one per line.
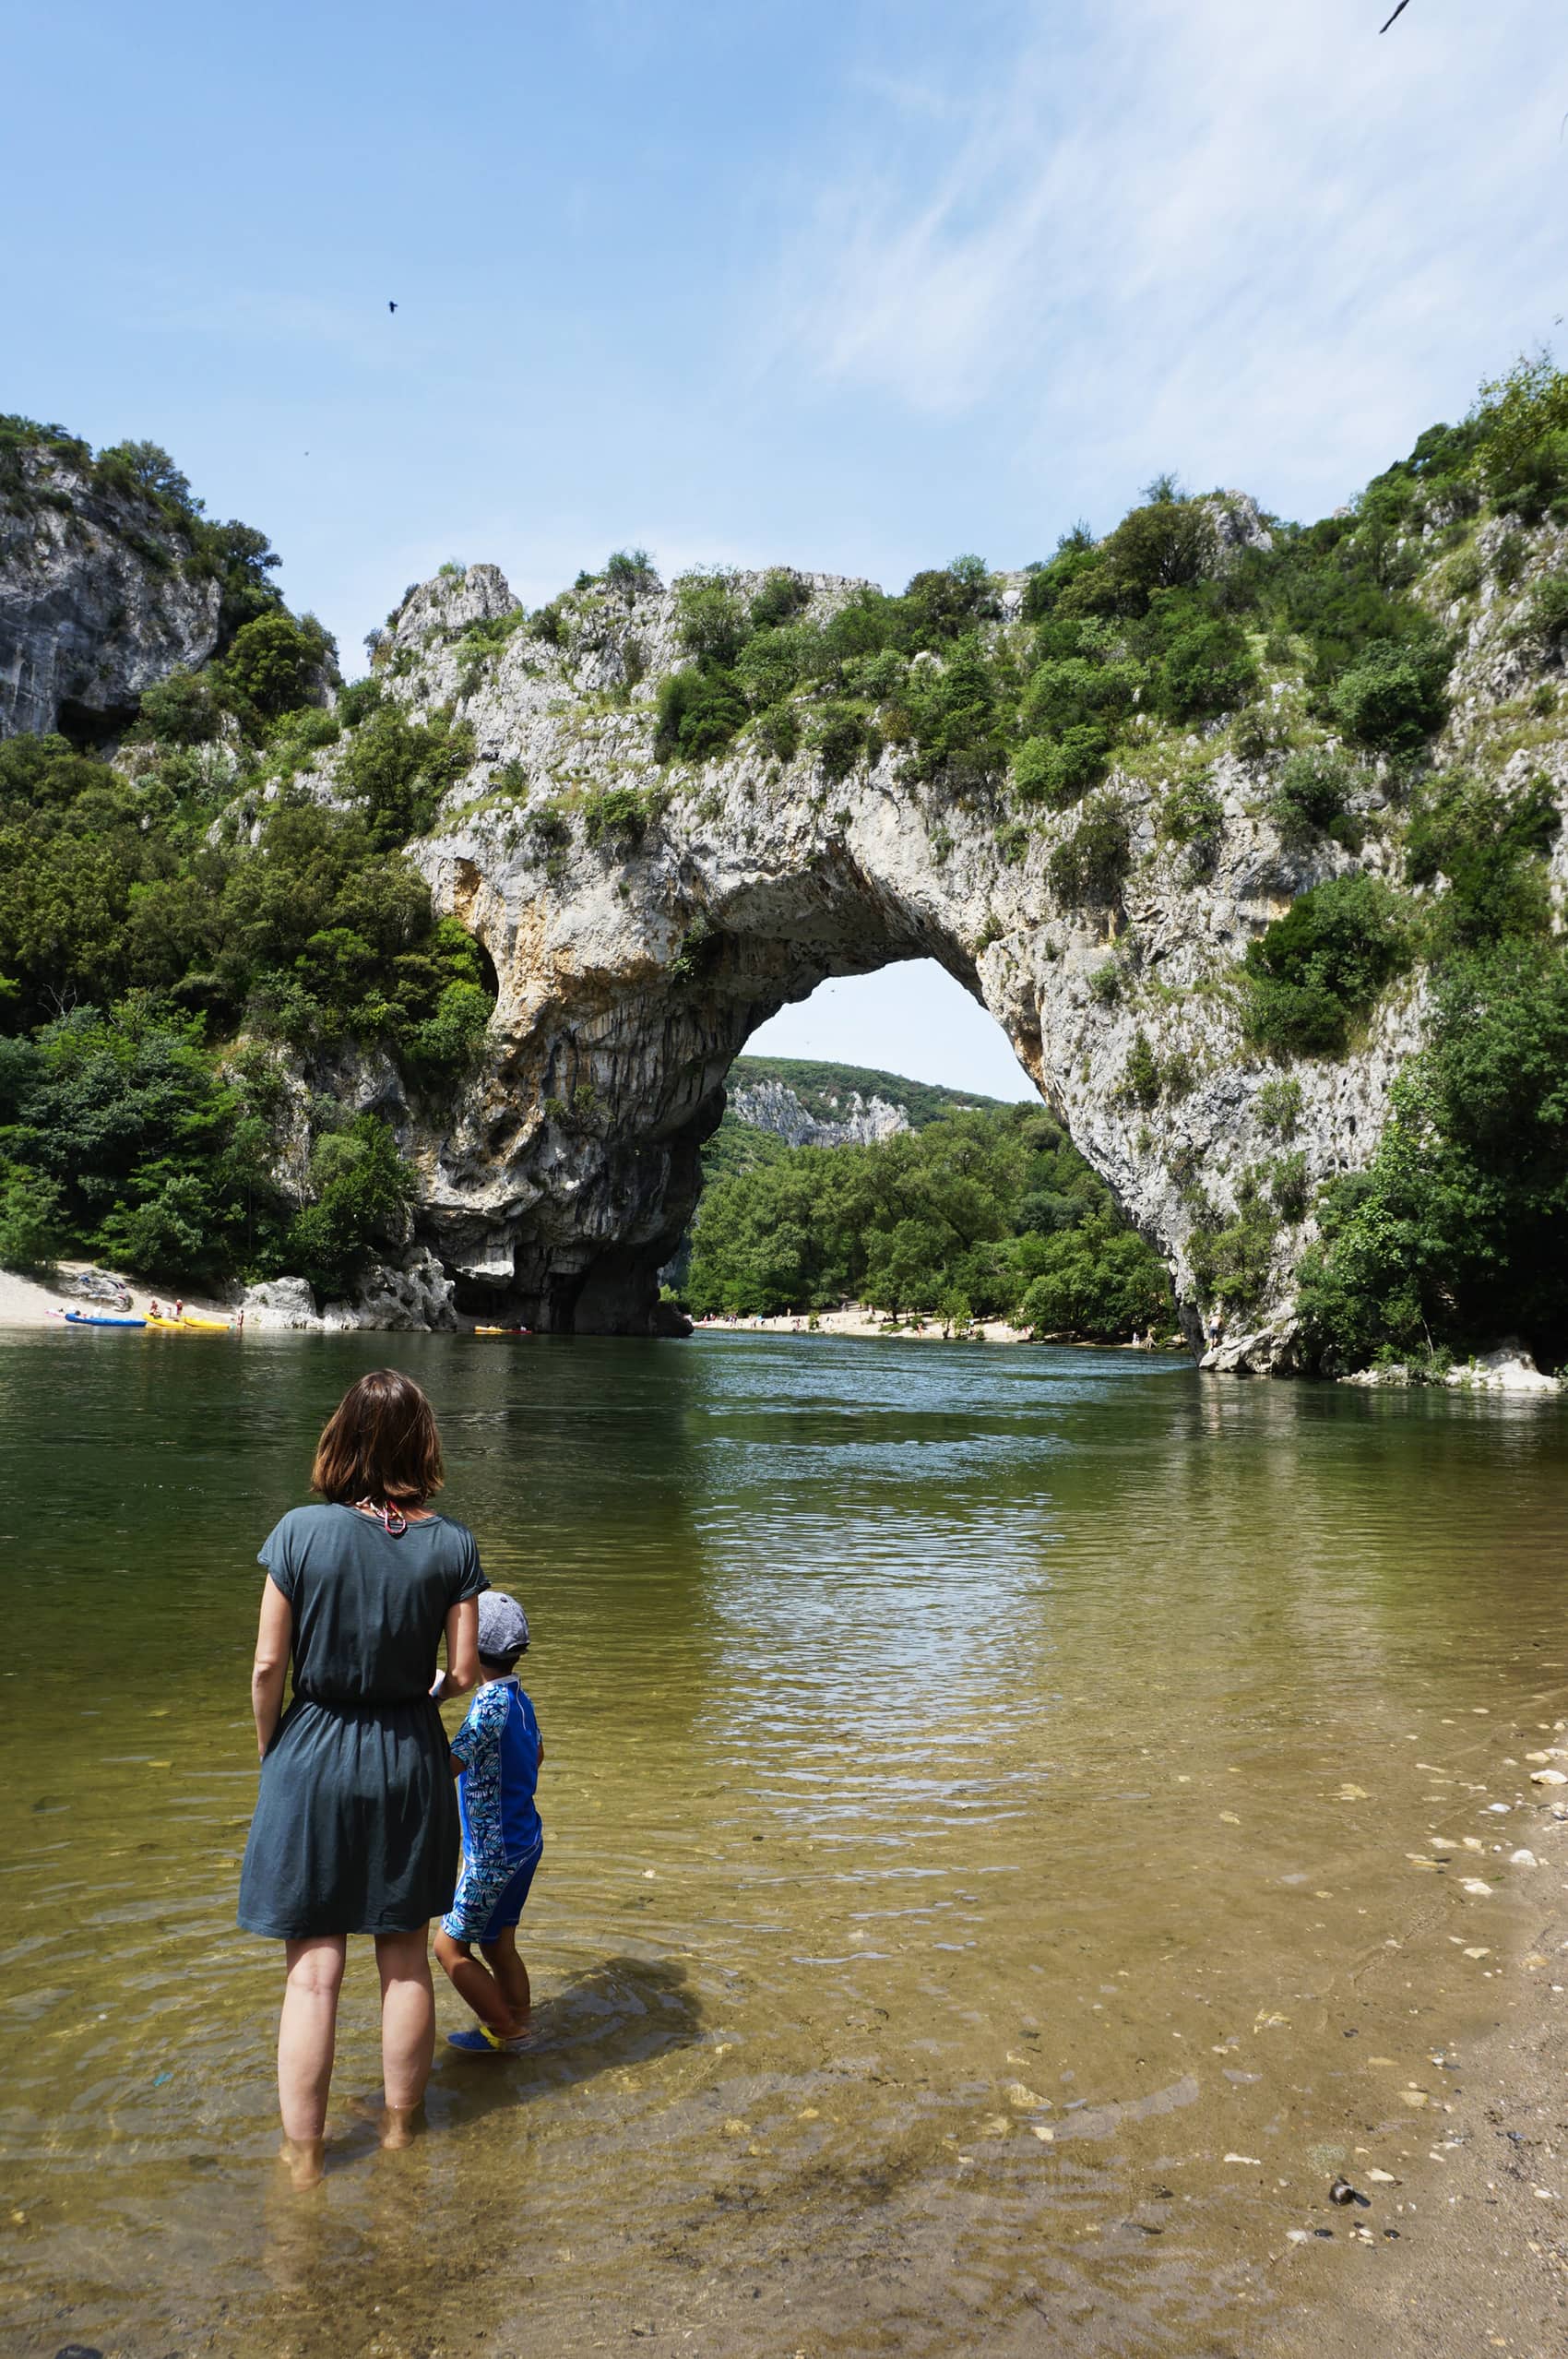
left=0, top=430, right=222, bottom=739
left=727, top=1076, right=910, bottom=1150
left=264, top=513, right=1565, bottom=1357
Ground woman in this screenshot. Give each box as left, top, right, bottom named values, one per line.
left=238, top=1369, right=485, bottom=2187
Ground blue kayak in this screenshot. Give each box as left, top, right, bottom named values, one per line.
left=58, top=1308, right=147, bottom=1328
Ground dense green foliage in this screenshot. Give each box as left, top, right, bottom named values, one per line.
left=1299, top=767, right=1568, bottom=1369
left=1242, top=876, right=1410, bottom=1058
left=0, top=421, right=494, bottom=1293
left=0, top=728, right=488, bottom=1290
left=0, top=1005, right=411, bottom=1293
left=1298, top=945, right=1568, bottom=1372
left=702, top=1057, right=1002, bottom=1182
left=685, top=1103, right=1173, bottom=1339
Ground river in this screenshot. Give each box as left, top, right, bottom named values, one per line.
left=1, top=1328, right=1564, bottom=2357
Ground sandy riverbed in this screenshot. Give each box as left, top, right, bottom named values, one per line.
left=1258, top=1797, right=1568, bottom=2359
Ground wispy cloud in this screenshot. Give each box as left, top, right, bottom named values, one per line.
left=766, top=0, right=1567, bottom=517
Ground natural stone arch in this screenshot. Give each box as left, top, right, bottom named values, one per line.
left=349, top=560, right=1410, bottom=1358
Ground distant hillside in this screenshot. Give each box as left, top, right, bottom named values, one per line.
left=701, top=1058, right=1009, bottom=1183
left=727, top=1056, right=1004, bottom=1130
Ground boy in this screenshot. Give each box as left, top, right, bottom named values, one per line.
left=434, top=1590, right=543, bottom=2054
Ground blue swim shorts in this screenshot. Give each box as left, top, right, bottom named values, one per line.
left=442, top=1841, right=542, bottom=1945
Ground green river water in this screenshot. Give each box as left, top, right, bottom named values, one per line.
left=0, top=1328, right=1564, bottom=2358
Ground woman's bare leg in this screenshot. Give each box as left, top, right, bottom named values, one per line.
left=374, top=1925, right=434, bottom=2147
left=278, top=1936, right=347, bottom=2187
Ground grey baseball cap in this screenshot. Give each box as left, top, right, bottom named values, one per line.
left=477, top=1590, right=529, bottom=1659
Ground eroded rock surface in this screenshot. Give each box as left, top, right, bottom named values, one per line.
left=301, top=542, right=1568, bottom=1345
left=0, top=441, right=220, bottom=738
left=728, top=1077, right=910, bottom=1150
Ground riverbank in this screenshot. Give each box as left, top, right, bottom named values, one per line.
left=693, top=1304, right=1186, bottom=1348
left=0, top=1262, right=239, bottom=1328
left=1260, top=1794, right=1568, bottom=2359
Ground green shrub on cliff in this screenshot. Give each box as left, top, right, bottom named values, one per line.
left=1299, top=942, right=1568, bottom=1369
left=1329, top=636, right=1450, bottom=752
left=336, top=703, right=473, bottom=848
left=1268, top=748, right=1361, bottom=850
left=1047, top=800, right=1132, bottom=911
left=655, top=668, right=747, bottom=763
left=1469, top=351, right=1568, bottom=522
left=1405, top=771, right=1557, bottom=953
left=283, top=1115, right=412, bottom=1298
left=1243, top=876, right=1409, bottom=1059
left=1155, top=616, right=1256, bottom=721
left=220, top=609, right=337, bottom=724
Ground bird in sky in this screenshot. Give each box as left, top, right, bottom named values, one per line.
left=388, top=299, right=398, bottom=314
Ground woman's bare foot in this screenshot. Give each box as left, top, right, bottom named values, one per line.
left=279, top=2135, right=326, bottom=2191
left=379, top=2104, right=422, bottom=2152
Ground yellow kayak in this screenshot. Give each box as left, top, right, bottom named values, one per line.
left=472, top=1325, right=530, bottom=1336
left=180, top=1313, right=232, bottom=1331
left=146, top=1316, right=185, bottom=1330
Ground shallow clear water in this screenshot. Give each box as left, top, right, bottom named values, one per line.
left=1, top=1329, right=1565, bottom=2357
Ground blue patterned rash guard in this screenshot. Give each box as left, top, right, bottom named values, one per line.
left=451, top=1678, right=542, bottom=1869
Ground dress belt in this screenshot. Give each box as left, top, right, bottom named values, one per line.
left=292, top=1687, right=435, bottom=1709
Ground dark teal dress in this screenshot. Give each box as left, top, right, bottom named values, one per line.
left=237, top=1505, right=488, bottom=1939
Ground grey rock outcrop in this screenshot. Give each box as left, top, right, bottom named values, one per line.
left=240, top=1248, right=458, bottom=1333
left=0, top=439, right=220, bottom=738
left=18, top=471, right=1564, bottom=1357
left=322, top=518, right=1561, bottom=1347
left=729, top=1077, right=910, bottom=1149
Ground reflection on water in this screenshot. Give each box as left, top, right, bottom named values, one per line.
left=0, top=1330, right=1564, bottom=2355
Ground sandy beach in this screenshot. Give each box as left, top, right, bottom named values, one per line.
left=692, top=1304, right=1184, bottom=1349
left=0, top=1261, right=240, bottom=1329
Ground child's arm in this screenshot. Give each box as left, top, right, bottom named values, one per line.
left=446, top=1683, right=502, bottom=1781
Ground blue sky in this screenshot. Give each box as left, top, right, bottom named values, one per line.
left=6, top=0, right=1564, bottom=1099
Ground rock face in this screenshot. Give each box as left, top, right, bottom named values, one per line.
left=1339, top=1343, right=1562, bottom=1394
left=0, top=438, right=220, bottom=739
left=728, top=1076, right=910, bottom=1150
left=333, top=519, right=1566, bottom=1347
left=240, top=1248, right=458, bottom=1332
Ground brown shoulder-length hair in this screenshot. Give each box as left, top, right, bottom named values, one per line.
left=312, top=1369, right=445, bottom=1506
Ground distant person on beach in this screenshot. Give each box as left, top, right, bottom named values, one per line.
left=434, top=1591, right=543, bottom=2053
left=237, top=1369, right=485, bottom=2187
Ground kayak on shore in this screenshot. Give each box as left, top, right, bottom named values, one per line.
left=52, top=1308, right=148, bottom=1329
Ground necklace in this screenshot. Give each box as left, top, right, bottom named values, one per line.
left=353, top=1496, right=410, bottom=1536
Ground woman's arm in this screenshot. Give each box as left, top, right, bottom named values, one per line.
left=251, top=1579, right=293, bottom=1760
left=431, top=1596, right=479, bottom=1704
